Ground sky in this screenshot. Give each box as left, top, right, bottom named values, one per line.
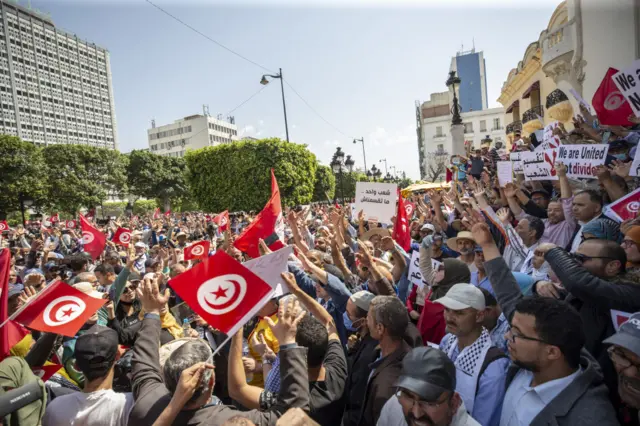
left=28, top=0, right=561, bottom=180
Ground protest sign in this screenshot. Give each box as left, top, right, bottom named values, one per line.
left=522, top=150, right=558, bottom=181
left=569, top=88, right=593, bottom=114
left=604, top=187, right=640, bottom=222
left=631, top=145, right=640, bottom=177
left=510, top=152, right=524, bottom=173
left=497, top=161, right=513, bottom=186
left=408, top=250, right=442, bottom=289
left=354, top=182, right=397, bottom=224
left=556, top=144, right=609, bottom=178
left=243, top=246, right=293, bottom=297
left=612, top=60, right=640, bottom=117
left=535, top=121, right=561, bottom=151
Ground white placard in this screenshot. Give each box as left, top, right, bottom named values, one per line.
left=556, top=144, right=609, bottom=179
left=354, top=182, right=397, bottom=224
left=497, top=161, right=513, bottom=186
left=535, top=121, right=561, bottom=151
left=243, top=246, right=293, bottom=297
left=569, top=88, right=593, bottom=113
left=612, top=60, right=640, bottom=117
left=631, top=146, right=640, bottom=177
left=510, top=152, right=524, bottom=173
left=521, top=150, right=559, bottom=181
left=408, top=250, right=442, bottom=289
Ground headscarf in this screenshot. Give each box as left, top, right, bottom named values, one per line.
left=582, top=218, right=622, bottom=243
left=0, top=357, right=46, bottom=425
left=429, top=258, right=471, bottom=301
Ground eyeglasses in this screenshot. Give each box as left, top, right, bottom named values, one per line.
left=571, top=253, right=617, bottom=264
left=396, top=390, right=450, bottom=411
left=608, top=346, right=640, bottom=371
left=506, top=328, right=548, bottom=344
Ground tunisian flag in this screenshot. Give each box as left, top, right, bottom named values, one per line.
left=213, top=210, right=229, bottom=232
left=47, top=213, right=59, bottom=224
left=184, top=241, right=210, bottom=261
left=168, top=250, right=276, bottom=336
left=112, top=227, right=132, bottom=247
left=592, top=67, right=634, bottom=126
left=605, top=187, right=640, bottom=222
left=79, top=214, right=106, bottom=260
left=234, top=170, right=285, bottom=258
left=0, top=249, right=29, bottom=358
left=13, top=280, right=106, bottom=337
left=392, top=190, right=411, bottom=251
left=153, top=208, right=161, bottom=220
left=0, top=221, right=9, bottom=232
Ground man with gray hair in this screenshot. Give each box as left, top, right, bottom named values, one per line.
left=359, top=295, right=411, bottom=426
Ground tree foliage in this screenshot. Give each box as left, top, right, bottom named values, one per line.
left=424, top=150, right=449, bottom=183
left=185, top=138, right=317, bottom=212
left=127, top=150, right=188, bottom=210
left=312, top=164, right=336, bottom=202
left=334, top=171, right=368, bottom=202
left=42, top=145, right=128, bottom=214
left=0, top=135, right=47, bottom=216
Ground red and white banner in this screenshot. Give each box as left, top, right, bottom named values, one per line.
left=184, top=241, right=210, bottom=261
left=65, top=220, right=77, bottom=229
left=605, top=187, right=640, bottom=222
left=168, top=250, right=276, bottom=336
left=79, top=214, right=106, bottom=260
left=31, top=364, right=62, bottom=382
left=213, top=210, right=229, bottom=232
left=404, top=202, right=415, bottom=219
left=47, top=213, right=59, bottom=224
left=392, top=190, right=411, bottom=251
left=13, top=280, right=106, bottom=337
left=0, top=221, right=9, bottom=232
left=164, top=210, right=171, bottom=218
left=112, top=227, right=132, bottom=247
left=593, top=67, right=635, bottom=126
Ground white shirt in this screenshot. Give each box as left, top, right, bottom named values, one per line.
left=43, top=390, right=134, bottom=426
left=377, top=395, right=481, bottom=426
left=500, top=368, right=582, bottom=426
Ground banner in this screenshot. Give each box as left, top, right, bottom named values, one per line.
left=556, top=144, right=609, bottom=179
left=184, top=241, right=210, bottom=261
left=612, top=60, right=640, bottom=117
left=510, top=152, right=524, bottom=173
left=497, top=161, right=513, bottom=186
left=243, top=246, right=293, bottom=297
left=536, top=121, right=561, bottom=151
left=604, top=187, right=640, bottom=222
left=408, top=251, right=442, bottom=289
left=522, top=150, right=558, bottom=181
left=112, top=227, right=132, bottom=247
left=593, top=67, right=634, bottom=126
left=354, top=182, right=397, bottom=224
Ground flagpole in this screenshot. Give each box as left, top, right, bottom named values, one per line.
left=211, top=333, right=233, bottom=357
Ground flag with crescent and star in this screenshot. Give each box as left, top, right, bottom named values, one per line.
left=213, top=210, right=229, bottom=232
left=168, top=250, right=276, bottom=335
left=79, top=214, right=106, bottom=260
left=184, top=241, right=210, bottom=261
left=112, top=227, right=132, bottom=247
left=13, top=280, right=106, bottom=337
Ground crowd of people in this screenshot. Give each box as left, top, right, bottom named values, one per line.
left=2, top=108, right=640, bottom=426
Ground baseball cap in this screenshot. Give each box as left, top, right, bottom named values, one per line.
left=134, top=242, right=147, bottom=249
left=8, top=284, right=23, bottom=298
left=394, top=347, right=456, bottom=401
left=350, top=291, right=376, bottom=312
left=72, top=282, right=103, bottom=299
left=128, top=271, right=142, bottom=282
left=176, top=232, right=187, bottom=238
left=604, top=313, right=640, bottom=357
left=435, top=284, right=485, bottom=311
left=75, top=324, right=119, bottom=374
left=421, top=224, right=436, bottom=233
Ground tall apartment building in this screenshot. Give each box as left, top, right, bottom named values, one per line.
left=0, top=1, right=117, bottom=149
left=148, top=107, right=238, bottom=158
left=449, top=48, right=488, bottom=113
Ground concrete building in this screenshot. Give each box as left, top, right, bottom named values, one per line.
left=148, top=108, right=238, bottom=157
left=0, top=0, right=117, bottom=149
left=449, top=49, right=488, bottom=113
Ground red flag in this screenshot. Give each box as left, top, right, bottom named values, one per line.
left=0, top=221, right=9, bottom=232
left=446, top=167, right=453, bottom=183
left=0, top=249, right=29, bottom=358
left=234, top=170, right=285, bottom=258
left=153, top=208, right=160, bottom=220
left=85, top=208, right=96, bottom=221
left=64, top=220, right=77, bottom=229
left=47, top=213, right=59, bottom=224
left=213, top=211, right=229, bottom=232
left=392, top=191, right=411, bottom=251
left=112, top=227, right=132, bottom=247
left=31, top=364, right=62, bottom=382
left=79, top=214, right=106, bottom=260
left=168, top=250, right=276, bottom=335
left=164, top=210, right=171, bottom=217
left=14, top=280, right=106, bottom=337
left=605, top=187, right=640, bottom=222
left=184, top=241, right=211, bottom=261
left=405, top=202, right=416, bottom=219
left=592, top=67, right=634, bottom=126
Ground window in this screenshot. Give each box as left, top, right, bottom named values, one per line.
left=463, top=122, right=474, bottom=134
left=492, top=118, right=501, bottom=130
left=480, top=120, right=487, bottom=132
left=437, top=144, right=444, bottom=152
left=435, top=126, right=443, bottom=137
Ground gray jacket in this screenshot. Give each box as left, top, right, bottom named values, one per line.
left=484, top=257, right=619, bottom=426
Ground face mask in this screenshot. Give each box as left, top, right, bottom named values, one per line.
left=343, top=311, right=356, bottom=331
left=612, top=153, right=627, bottom=161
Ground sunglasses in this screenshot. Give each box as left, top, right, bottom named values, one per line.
left=571, top=253, right=616, bottom=264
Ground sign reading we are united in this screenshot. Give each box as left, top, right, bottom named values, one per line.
left=556, top=144, right=609, bottom=178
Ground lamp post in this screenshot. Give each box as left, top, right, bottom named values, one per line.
left=446, top=71, right=463, bottom=126
left=19, top=192, right=33, bottom=227
left=353, top=137, right=367, bottom=175
left=379, top=158, right=388, bottom=175
left=390, top=165, right=397, bottom=179
left=368, top=164, right=382, bottom=181
left=331, top=147, right=354, bottom=205
left=260, top=68, right=290, bottom=142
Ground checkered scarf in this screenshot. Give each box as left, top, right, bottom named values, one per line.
left=442, top=328, right=491, bottom=376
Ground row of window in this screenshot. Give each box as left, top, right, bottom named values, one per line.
left=207, top=122, right=237, bottom=135
left=149, top=126, right=192, bottom=140
left=209, top=134, right=233, bottom=143
left=162, top=151, right=185, bottom=158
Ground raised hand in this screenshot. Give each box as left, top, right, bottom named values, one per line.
left=258, top=238, right=273, bottom=256
left=536, top=280, right=563, bottom=299
left=496, top=208, right=511, bottom=225
left=554, top=162, right=568, bottom=177
left=609, top=160, right=632, bottom=179
left=250, top=331, right=276, bottom=363
left=503, top=183, right=517, bottom=198
left=171, top=362, right=214, bottom=409
left=380, top=236, right=395, bottom=252
left=594, top=165, right=611, bottom=181
left=136, top=275, right=171, bottom=315
left=265, top=296, right=306, bottom=345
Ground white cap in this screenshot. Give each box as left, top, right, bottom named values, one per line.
left=435, top=284, right=485, bottom=311
left=421, top=224, right=435, bottom=232
left=134, top=242, right=146, bottom=248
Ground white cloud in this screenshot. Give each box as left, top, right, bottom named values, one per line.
left=258, top=120, right=265, bottom=126
left=323, top=139, right=340, bottom=147
left=367, top=124, right=415, bottom=147
left=239, top=125, right=255, bottom=136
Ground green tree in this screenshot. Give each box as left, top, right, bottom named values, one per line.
left=312, top=164, right=335, bottom=202
left=127, top=150, right=188, bottom=211
left=0, top=135, right=47, bottom=217
left=334, top=171, right=368, bottom=202
left=42, top=145, right=128, bottom=214
left=185, top=138, right=317, bottom=212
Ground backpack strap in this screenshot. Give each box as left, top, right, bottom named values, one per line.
left=475, top=347, right=507, bottom=396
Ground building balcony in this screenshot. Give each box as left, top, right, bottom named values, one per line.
left=506, top=121, right=523, bottom=135
left=433, top=133, right=447, bottom=140
left=522, top=105, right=544, bottom=124
left=491, top=126, right=504, bottom=132
left=541, top=20, right=575, bottom=78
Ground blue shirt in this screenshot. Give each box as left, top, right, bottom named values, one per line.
left=445, top=340, right=510, bottom=426
left=264, top=357, right=281, bottom=393
left=471, top=271, right=493, bottom=296
left=489, top=313, right=510, bottom=354
left=500, top=368, right=582, bottom=426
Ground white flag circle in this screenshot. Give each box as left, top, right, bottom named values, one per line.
left=119, top=232, right=131, bottom=244
left=66, top=220, right=75, bottom=228
left=628, top=201, right=640, bottom=214
left=604, top=91, right=626, bottom=111
left=43, top=295, right=87, bottom=326
left=220, top=216, right=228, bottom=226
left=0, top=223, right=7, bottom=231
left=197, top=274, right=247, bottom=315
left=82, top=231, right=94, bottom=244
left=404, top=204, right=412, bottom=215
left=190, top=244, right=205, bottom=257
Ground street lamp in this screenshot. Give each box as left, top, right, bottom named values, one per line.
left=331, top=148, right=354, bottom=205
left=368, top=164, right=382, bottom=181
left=379, top=158, right=388, bottom=175
left=383, top=172, right=394, bottom=182
left=390, top=165, right=397, bottom=179
left=446, top=70, right=463, bottom=126
left=260, top=68, right=290, bottom=143
left=353, top=137, right=367, bottom=175
left=19, top=192, right=33, bottom=227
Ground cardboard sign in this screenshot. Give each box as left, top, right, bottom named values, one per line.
left=408, top=250, right=443, bottom=289
left=522, top=150, right=558, bottom=181
left=497, top=161, right=513, bottom=186
left=604, top=187, right=640, bottom=222
left=569, top=88, right=592, bottom=114
left=612, top=60, right=640, bottom=117
left=243, top=246, right=294, bottom=297
left=535, top=122, right=561, bottom=151
left=354, top=182, right=397, bottom=224
left=510, top=152, right=524, bottom=173
left=556, top=144, right=609, bottom=178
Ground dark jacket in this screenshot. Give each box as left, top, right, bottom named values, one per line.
left=485, top=256, right=620, bottom=426
left=129, top=316, right=310, bottom=425
left=358, top=341, right=410, bottom=426
left=342, top=334, right=379, bottom=426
